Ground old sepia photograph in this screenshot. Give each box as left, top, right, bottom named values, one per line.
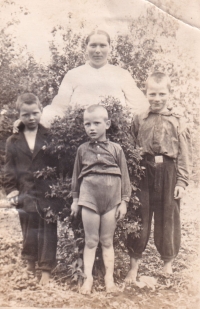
left=0, top=0, right=199, bottom=308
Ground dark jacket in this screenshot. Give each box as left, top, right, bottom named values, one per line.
left=4, top=124, right=58, bottom=212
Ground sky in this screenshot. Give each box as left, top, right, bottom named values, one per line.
left=0, top=0, right=200, bottom=67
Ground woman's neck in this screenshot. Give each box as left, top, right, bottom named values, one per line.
left=88, top=61, right=108, bottom=69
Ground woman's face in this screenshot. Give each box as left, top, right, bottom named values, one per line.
left=86, top=34, right=110, bottom=68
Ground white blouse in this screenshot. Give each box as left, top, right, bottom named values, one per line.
left=40, top=62, right=149, bottom=127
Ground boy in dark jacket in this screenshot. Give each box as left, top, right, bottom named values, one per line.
left=4, top=93, right=58, bottom=285
left=125, top=72, right=192, bottom=283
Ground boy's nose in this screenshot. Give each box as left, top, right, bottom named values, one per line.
left=155, top=95, right=160, bottom=101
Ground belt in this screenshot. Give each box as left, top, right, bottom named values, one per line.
left=143, top=154, right=173, bottom=164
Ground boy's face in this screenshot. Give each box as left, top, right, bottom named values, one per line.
left=146, top=80, right=170, bottom=113
left=84, top=111, right=110, bottom=141
left=19, top=103, right=42, bottom=130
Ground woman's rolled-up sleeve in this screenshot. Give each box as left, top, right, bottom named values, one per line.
left=40, top=71, right=74, bottom=127
left=122, top=70, right=149, bottom=115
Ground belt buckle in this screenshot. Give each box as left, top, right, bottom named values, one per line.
left=155, top=155, right=163, bottom=163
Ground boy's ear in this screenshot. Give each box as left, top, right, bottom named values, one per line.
left=106, top=119, right=111, bottom=129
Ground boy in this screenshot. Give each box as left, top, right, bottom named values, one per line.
left=125, top=72, right=192, bottom=283
left=4, top=93, right=58, bottom=285
left=71, top=104, right=131, bottom=294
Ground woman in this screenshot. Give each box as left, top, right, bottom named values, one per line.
left=40, top=30, right=149, bottom=127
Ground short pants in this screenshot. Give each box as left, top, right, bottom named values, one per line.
left=78, top=174, right=121, bottom=215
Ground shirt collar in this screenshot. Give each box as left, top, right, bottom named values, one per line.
left=89, top=139, right=109, bottom=145
left=142, top=107, right=173, bottom=119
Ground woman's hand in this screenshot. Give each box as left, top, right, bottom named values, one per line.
left=71, top=198, right=80, bottom=217
left=115, top=200, right=127, bottom=221
left=13, top=119, right=22, bottom=133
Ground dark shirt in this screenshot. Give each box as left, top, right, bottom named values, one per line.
left=131, top=108, right=192, bottom=188
left=71, top=140, right=131, bottom=201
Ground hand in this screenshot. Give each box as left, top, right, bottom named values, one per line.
left=13, top=119, right=22, bottom=133
left=9, top=196, right=18, bottom=206
left=71, top=199, right=80, bottom=217
left=116, top=200, right=127, bottom=221
left=7, top=190, right=19, bottom=206
left=174, top=186, right=185, bottom=199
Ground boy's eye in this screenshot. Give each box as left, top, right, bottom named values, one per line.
left=94, top=122, right=100, bottom=125
left=84, top=123, right=90, bottom=127
left=160, top=93, right=166, bottom=96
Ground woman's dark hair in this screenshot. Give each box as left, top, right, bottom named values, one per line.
left=85, top=30, right=111, bottom=45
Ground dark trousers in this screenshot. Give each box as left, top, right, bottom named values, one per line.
left=127, top=155, right=181, bottom=262
left=18, top=209, right=57, bottom=271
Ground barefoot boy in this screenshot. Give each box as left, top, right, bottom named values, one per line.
left=71, top=105, right=131, bottom=294
left=4, top=93, right=58, bottom=285
left=125, top=72, right=192, bottom=283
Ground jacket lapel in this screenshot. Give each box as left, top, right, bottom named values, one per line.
left=15, top=132, right=33, bottom=158
left=32, top=125, right=49, bottom=159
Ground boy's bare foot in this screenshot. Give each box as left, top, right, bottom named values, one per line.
left=125, top=258, right=140, bottom=284
left=39, top=271, right=51, bottom=285
left=105, top=275, right=118, bottom=294
left=80, top=276, right=93, bottom=295
left=163, top=260, right=173, bottom=274
left=27, top=260, right=35, bottom=272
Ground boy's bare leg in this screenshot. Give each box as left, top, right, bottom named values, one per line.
left=163, top=259, right=173, bottom=274
left=81, top=207, right=100, bottom=294
left=125, top=257, right=140, bottom=284
left=100, top=206, right=117, bottom=293
left=39, top=271, right=51, bottom=285
left=27, top=260, right=35, bottom=272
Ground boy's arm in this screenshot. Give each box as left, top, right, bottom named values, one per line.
left=131, top=114, right=140, bottom=147
left=175, top=121, right=192, bottom=197
left=117, top=147, right=132, bottom=201
left=71, top=148, right=82, bottom=217
left=71, top=148, right=82, bottom=199
left=4, top=139, right=18, bottom=196
left=115, top=147, right=132, bottom=220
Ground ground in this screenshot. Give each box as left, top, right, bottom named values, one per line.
left=0, top=183, right=200, bottom=309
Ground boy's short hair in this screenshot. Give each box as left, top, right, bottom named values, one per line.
left=16, top=93, right=42, bottom=112
left=84, top=104, right=109, bottom=120
left=145, top=72, right=171, bottom=92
